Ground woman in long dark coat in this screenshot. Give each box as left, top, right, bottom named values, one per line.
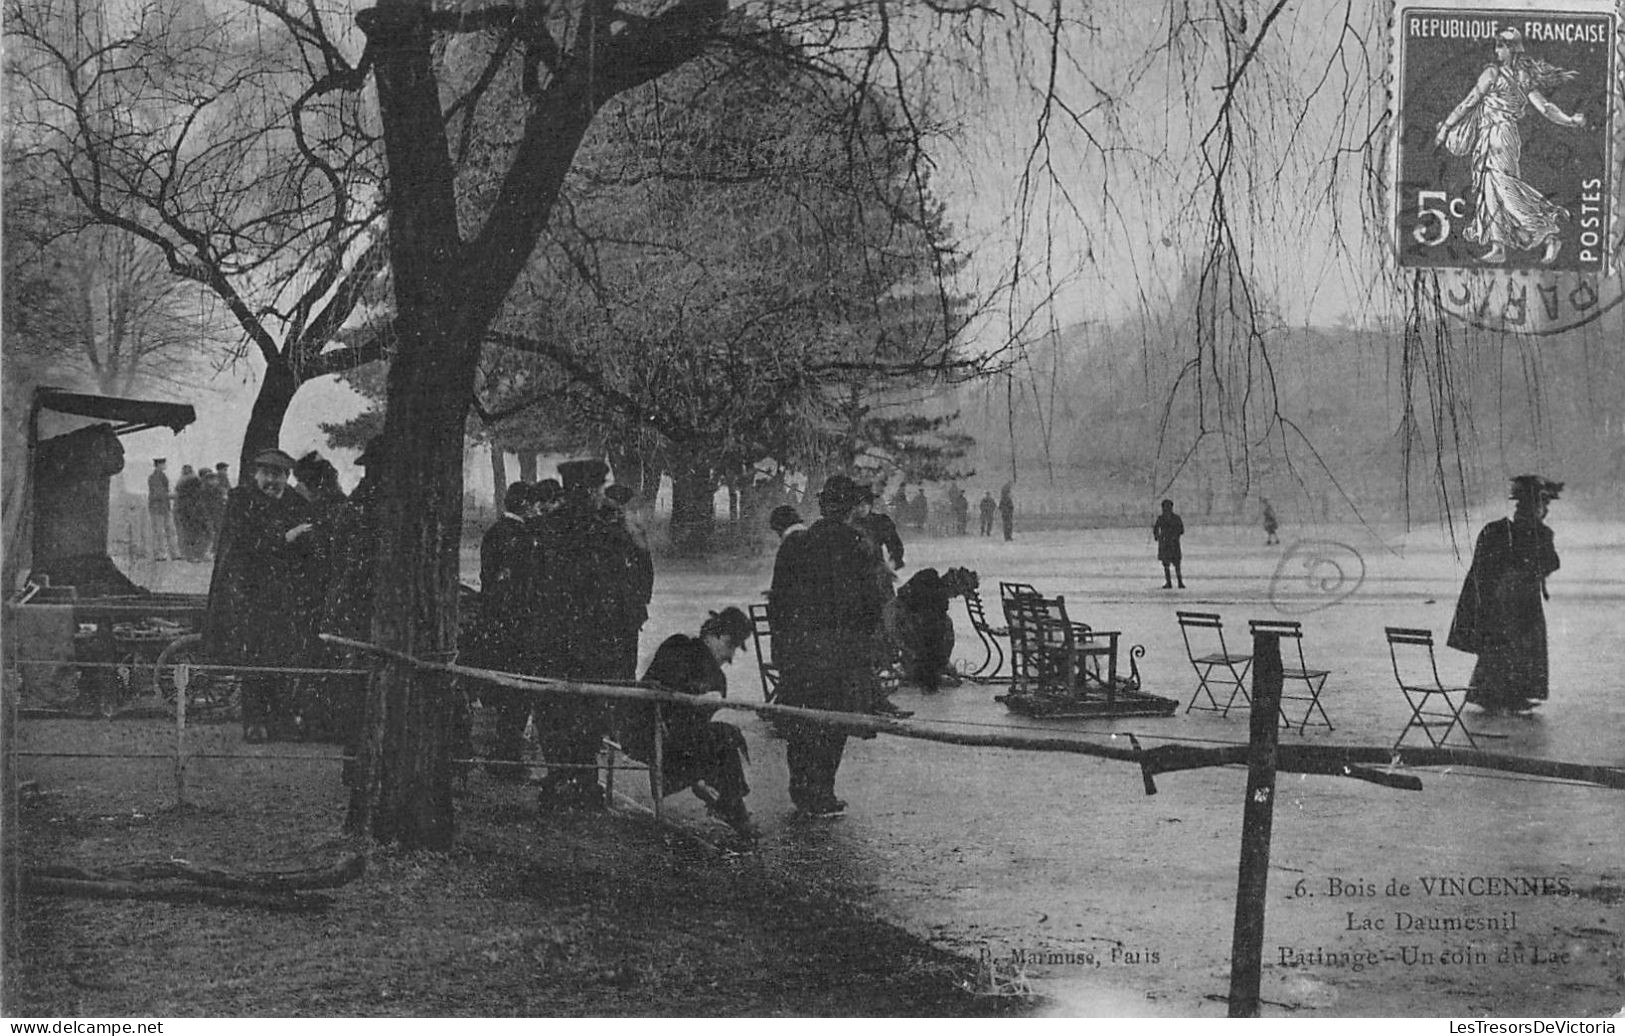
left=203, top=448, right=317, bottom=741
left=1447, top=475, right=1562, bottom=714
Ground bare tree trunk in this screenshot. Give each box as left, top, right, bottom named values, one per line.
left=668, top=456, right=717, bottom=557
left=516, top=451, right=538, bottom=483
left=239, top=360, right=299, bottom=477
left=346, top=2, right=470, bottom=850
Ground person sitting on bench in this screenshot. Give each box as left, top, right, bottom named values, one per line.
left=624, top=607, right=757, bottom=839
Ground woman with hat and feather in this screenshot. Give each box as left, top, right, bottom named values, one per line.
left=1448, top=475, right=1563, bottom=714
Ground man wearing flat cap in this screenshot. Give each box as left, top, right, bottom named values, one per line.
left=204, top=447, right=320, bottom=741
left=1448, top=475, right=1563, bottom=714
left=767, top=473, right=889, bottom=817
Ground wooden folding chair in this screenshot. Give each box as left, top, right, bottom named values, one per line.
left=1385, top=627, right=1478, bottom=750
left=1177, top=611, right=1252, bottom=716
left=746, top=602, right=779, bottom=702
left=1248, top=619, right=1333, bottom=733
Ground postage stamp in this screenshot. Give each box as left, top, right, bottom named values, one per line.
left=1391, top=0, right=1624, bottom=332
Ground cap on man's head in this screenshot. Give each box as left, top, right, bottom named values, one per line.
left=818, top=473, right=867, bottom=508
left=505, top=481, right=539, bottom=512
left=250, top=448, right=296, bottom=472
left=768, top=504, right=803, bottom=533
left=605, top=484, right=635, bottom=507
left=558, top=458, right=610, bottom=490
left=536, top=478, right=563, bottom=505
left=154, top=458, right=167, bottom=465
left=1509, top=474, right=1563, bottom=501
left=215, top=462, right=229, bottom=471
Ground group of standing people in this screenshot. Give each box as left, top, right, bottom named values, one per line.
left=463, top=460, right=654, bottom=811
left=977, top=485, right=1015, bottom=539
left=202, top=445, right=379, bottom=743
left=147, top=458, right=232, bottom=562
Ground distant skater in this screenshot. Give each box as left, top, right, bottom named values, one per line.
left=998, top=484, right=1015, bottom=541
left=1447, top=475, right=1562, bottom=714
left=978, top=491, right=996, bottom=536
left=1261, top=497, right=1280, bottom=545
left=1152, top=499, right=1185, bottom=589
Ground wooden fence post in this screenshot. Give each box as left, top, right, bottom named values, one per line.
left=651, top=704, right=664, bottom=821
left=173, top=661, right=189, bottom=807
left=1228, top=630, right=1283, bottom=1017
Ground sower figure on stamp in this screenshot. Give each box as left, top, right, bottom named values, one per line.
left=1448, top=474, right=1562, bottom=715
left=623, top=607, right=758, bottom=840
left=1152, top=498, right=1185, bottom=589
left=768, top=474, right=887, bottom=817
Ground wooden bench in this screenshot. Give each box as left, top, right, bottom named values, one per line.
left=995, top=592, right=1169, bottom=718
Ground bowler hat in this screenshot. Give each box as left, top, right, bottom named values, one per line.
left=1509, top=474, right=1563, bottom=501
left=250, top=448, right=296, bottom=472
left=558, top=458, right=609, bottom=490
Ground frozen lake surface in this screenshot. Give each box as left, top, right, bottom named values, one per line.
left=627, top=517, right=1624, bottom=1017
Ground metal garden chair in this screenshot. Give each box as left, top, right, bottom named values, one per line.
left=1177, top=611, right=1253, bottom=716
left=1248, top=619, right=1333, bottom=733
left=1385, top=627, right=1478, bottom=750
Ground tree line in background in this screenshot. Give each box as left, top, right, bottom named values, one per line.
left=319, top=35, right=982, bottom=554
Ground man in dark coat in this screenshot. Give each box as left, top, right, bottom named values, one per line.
left=465, top=481, right=544, bottom=780
left=850, top=486, right=911, bottom=718
left=533, top=458, right=620, bottom=809
left=173, top=465, right=209, bottom=562
left=208, top=463, right=231, bottom=550
left=768, top=473, right=888, bottom=816
left=979, top=491, right=997, bottom=536
left=318, top=437, right=387, bottom=769
left=950, top=486, right=969, bottom=535
left=910, top=487, right=929, bottom=533
left=998, top=483, right=1016, bottom=541
left=1152, top=498, right=1186, bottom=589
left=894, top=567, right=978, bottom=693
left=203, top=448, right=317, bottom=741
left=147, top=458, right=177, bottom=561
left=602, top=483, right=655, bottom=683
left=622, top=607, right=757, bottom=839
left=1448, top=475, right=1563, bottom=714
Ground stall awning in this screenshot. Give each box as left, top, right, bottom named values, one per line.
left=32, top=388, right=196, bottom=437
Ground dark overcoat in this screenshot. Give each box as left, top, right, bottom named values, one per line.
left=203, top=485, right=315, bottom=665
left=463, top=514, right=541, bottom=671
left=768, top=517, right=885, bottom=714
left=1447, top=516, right=1560, bottom=702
